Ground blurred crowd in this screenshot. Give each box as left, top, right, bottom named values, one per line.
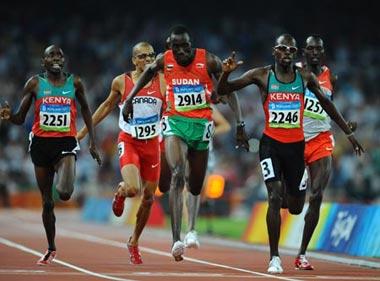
left=0, top=1, right=379, bottom=214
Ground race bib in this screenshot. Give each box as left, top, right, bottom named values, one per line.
left=260, top=158, right=275, bottom=181
left=304, top=88, right=331, bottom=120
left=173, top=85, right=207, bottom=112
left=39, top=104, right=70, bottom=132
left=161, top=116, right=170, bottom=133
left=268, top=101, right=301, bottom=128
left=202, top=121, right=214, bottom=141
left=130, top=115, right=160, bottom=139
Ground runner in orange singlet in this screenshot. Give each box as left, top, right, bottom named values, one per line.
left=294, top=35, right=359, bottom=270
left=158, top=36, right=247, bottom=250
left=0, top=45, right=101, bottom=265
left=218, top=34, right=363, bottom=274
left=123, top=25, right=247, bottom=261
left=77, top=42, right=165, bottom=264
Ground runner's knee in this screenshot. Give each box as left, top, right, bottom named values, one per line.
left=288, top=199, right=304, bottom=214
left=56, top=179, right=74, bottom=201
left=268, top=192, right=282, bottom=209
left=188, top=188, right=201, bottom=196
left=56, top=185, right=73, bottom=201
left=42, top=200, right=54, bottom=212
left=141, top=194, right=154, bottom=207
left=171, top=166, right=186, bottom=188
left=309, top=190, right=323, bottom=207
left=127, top=187, right=138, bottom=197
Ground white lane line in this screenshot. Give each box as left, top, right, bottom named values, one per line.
left=8, top=210, right=380, bottom=269
left=0, top=237, right=137, bottom=281
left=0, top=270, right=46, bottom=273
left=57, top=228, right=303, bottom=281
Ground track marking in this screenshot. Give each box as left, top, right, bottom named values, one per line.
left=0, top=237, right=137, bottom=281
left=0, top=270, right=46, bottom=273
left=9, top=210, right=380, bottom=269
left=56, top=228, right=303, bottom=281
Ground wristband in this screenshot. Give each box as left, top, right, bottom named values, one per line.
left=237, top=121, right=245, bottom=127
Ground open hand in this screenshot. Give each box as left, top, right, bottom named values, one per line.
left=222, top=51, right=243, bottom=73
left=347, top=121, right=357, bottom=132
left=89, top=140, right=102, bottom=166
left=235, top=123, right=249, bottom=152
left=122, top=100, right=133, bottom=122
left=0, top=101, right=11, bottom=120
left=347, top=135, right=364, bottom=156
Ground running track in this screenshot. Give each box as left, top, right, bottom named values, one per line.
left=0, top=209, right=379, bottom=281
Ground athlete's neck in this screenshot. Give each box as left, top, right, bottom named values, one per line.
left=131, top=69, right=143, bottom=82
left=131, top=69, right=151, bottom=88
left=274, top=63, right=294, bottom=82
left=46, top=71, right=65, bottom=85
left=306, top=64, right=322, bottom=76
left=176, top=48, right=196, bottom=67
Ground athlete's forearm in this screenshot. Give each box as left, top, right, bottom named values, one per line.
left=217, top=72, right=232, bottom=96
left=81, top=107, right=96, bottom=142
left=126, top=68, right=156, bottom=102
left=320, top=99, right=352, bottom=135
left=9, top=112, right=25, bottom=125
left=92, top=102, right=113, bottom=128
left=227, top=92, right=243, bottom=123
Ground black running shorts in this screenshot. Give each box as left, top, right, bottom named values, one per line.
left=259, top=134, right=307, bottom=197
left=29, top=134, right=79, bottom=167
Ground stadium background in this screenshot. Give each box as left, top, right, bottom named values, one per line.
left=0, top=0, right=379, bottom=219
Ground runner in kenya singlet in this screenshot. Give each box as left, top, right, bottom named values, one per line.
left=263, top=67, right=305, bottom=143
left=31, top=73, right=77, bottom=137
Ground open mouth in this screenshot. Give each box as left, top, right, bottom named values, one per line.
left=52, top=63, right=61, bottom=70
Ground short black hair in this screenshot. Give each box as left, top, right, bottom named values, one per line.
left=170, top=24, right=191, bottom=37
left=305, top=34, right=324, bottom=46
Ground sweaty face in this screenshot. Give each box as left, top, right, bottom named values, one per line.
left=304, top=39, right=324, bottom=66
left=273, top=39, right=298, bottom=67
left=132, top=46, right=156, bottom=71
left=170, top=33, right=193, bottom=66
left=43, top=47, right=65, bottom=73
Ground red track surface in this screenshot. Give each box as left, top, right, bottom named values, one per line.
left=0, top=209, right=379, bottom=281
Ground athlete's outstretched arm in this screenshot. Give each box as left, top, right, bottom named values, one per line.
left=217, top=52, right=258, bottom=96
left=304, top=71, right=364, bottom=155
left=0, top=77, right=37, bottom=124
left=211, top=105, right=231, bottom=135
left=207, top=52, right=250, bottom=151
left=122, top=54, right=164, bottom=121
left=77, top=76, right=121, bottom=140
left=74, top=76, right=102, bottom=165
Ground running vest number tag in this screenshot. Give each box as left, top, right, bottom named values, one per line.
left=173, top=85, right=207, bottom=112
left=268, top=101, right=301, bottom=128
left=304, top=89, right=330, bottom=120
left=161, top=116, right=170, bottom=133
left=202, top=121, right=214, bottom=141
left=131, top=123, right=159, bottom=139
left=130, top=115, right=160, bottom=140
left=39, top=104, right=70, bottom=132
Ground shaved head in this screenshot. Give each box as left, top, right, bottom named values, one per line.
left=305, top=35, right=324, bottom=47
left=132, top=42, right=153, bottom=57
left=44, top=45, right=63, bottom=57
left=275, top=34, right=297, bottom=47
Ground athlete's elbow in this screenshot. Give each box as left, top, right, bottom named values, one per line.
left=10, top=114, right=25, bottom=125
